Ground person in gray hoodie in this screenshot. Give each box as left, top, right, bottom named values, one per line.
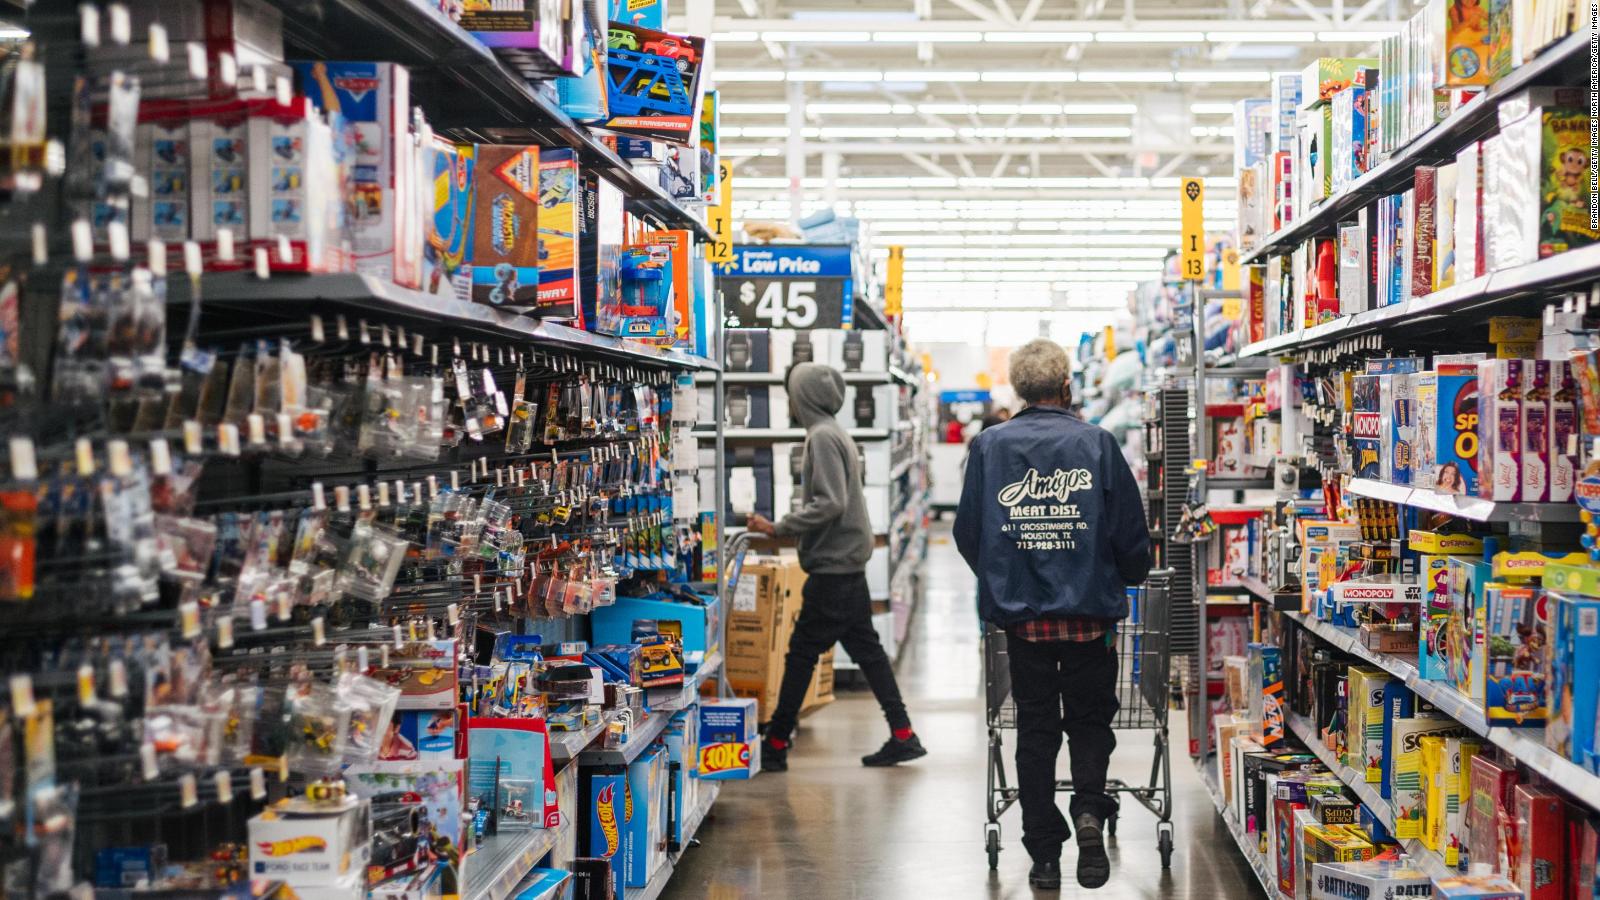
left=748, top=362, right=925, bottom=771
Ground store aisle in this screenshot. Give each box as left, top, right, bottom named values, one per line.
left=665, top=525, right=1265, bottom=899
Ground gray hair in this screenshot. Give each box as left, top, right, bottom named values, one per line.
left=1009, top=339, right=1071, bottom=405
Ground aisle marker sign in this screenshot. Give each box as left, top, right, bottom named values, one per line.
left=885, top=245, right=904, bottom=316
left=1180, top=177, right=1205, bottom=281
left=708, top=160, right=734, bottom=263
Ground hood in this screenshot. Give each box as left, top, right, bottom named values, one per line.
left=787, top=362, right=846, bottom=427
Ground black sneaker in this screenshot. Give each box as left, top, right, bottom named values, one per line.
left=1028, top=859, right=1062, bottom=890
left=760, top=738, right=788, bottom=773
left=1074, top=813, right=1110, bottom=889
left=861, top=734, right=927, bottom=767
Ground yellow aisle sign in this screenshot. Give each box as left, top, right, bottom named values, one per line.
left=885, top=245, right=904, bottom=316
left=1221, top=247, right=1240, bottom=291
left=1180, top=177, right=1204, bottom=281
left=707, top=159, right=734, bottom=263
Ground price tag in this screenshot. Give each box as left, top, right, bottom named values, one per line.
left=219, top=52, right=237, bottom=90
left=108, top=221, right=129, bottom=261
left=218, top=423, right=241, bottom=456
left=448, top=603, right=460, bottom=626
left=108, top=440, right=131, bottom=477
left=335, top=485, right=351, bottom=513
left=277, top=413, right=292, bottom=446
left=109, top=659, right=129, bottom=698
left=310, top=314, right=325, bottom=343
left=9, top=437, right=37, bottom=481
left=148, top=239, right=167, bottom=276
left=30, top=223, right=45, bottom=266
left=277, top=235, right=291, bottom=264
left=76, top=664, right=96, bottom=706
left=246, top=413, right=266, bottom=446
left=184, top=241, right=203, bottom=277
left=376, top=482, right=390, bottom=507
left=9, top=675, right=33, bottom=717
left=312, top=482, right=326, bottom=511
left=275, top=592, right=291, bottom=622
left=249, top=598, right=267, bottom=631
left=276, top=76, right=292, bottom=107
left=217, top=229, right=235, bottom=262
left=75, top=438, right=95, bottom=477
left=148, top=23, right=169, bottom=62
left=215, top=770, right=233, bottom=804
left=71, top=219, right=92, bottom=262
left=357, top=484, right=371, bottom=511
left=357, top=646, right=369, bottom=671
left=179, top=774, right=198, bottom=809
left=108, top=4, right=130, bottom=44
left=1179, top=177, right=1205, bottom=282
left=180, top=600, right=201, bottom=638
left=217, top=616, right=234, bottom=649
left=250, top=767, right=267, bottom=800
left=311, top=616, right=326, bottom=646
left=80, top=5, right=100, bottom=47
left=187, top=43, right=207, bottom=81
left=140, top=742, right=159, bottom=779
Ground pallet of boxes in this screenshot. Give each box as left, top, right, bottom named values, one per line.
left=723, top=554, right=835, bottom=721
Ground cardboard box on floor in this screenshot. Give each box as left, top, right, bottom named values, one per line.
left=719, top=556, right=834, bottom=722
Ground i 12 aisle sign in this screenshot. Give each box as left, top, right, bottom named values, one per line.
left=718, top=245, right=855, bottom=329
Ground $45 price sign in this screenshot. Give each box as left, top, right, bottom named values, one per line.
left=718, top=245, right=854, bottom=330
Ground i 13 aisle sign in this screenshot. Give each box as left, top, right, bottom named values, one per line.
left=1180, top=177, right=1205, bottom=281
left=717, top=245, right=855, bottom=329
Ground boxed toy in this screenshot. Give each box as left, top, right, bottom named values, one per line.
left=1440, top=0, right=1492, bottom=86
left=603, top=24, right=706, bottom=146
left=462, top=0, right=570, bottom=76
left=1521, top=359, right=1556, bottom=503
left=1352, top=374, right=1382, bottom=478
left=644, top=229, right=694, bottom=349
left=422, top=140, right=472, bottom=301
left=1513, top=784, right=1564, bottom=900
left=1455, top=141, right=1485, bottom=281
left=1392, top=372, right=1420, bottom=485
left=1413, top=166, right=1438, bottom=297
left=1436, top=161, right=1460, bottom=289
left=1422, top=735, right=1482, bottom=866
left=132, top=118, right=193, bottom=246
left=1447, top=552, right=1494, bottom=698
left=624, top=745, right=668, bottom=887
left=581, top=769, right=629, bottom=890
left=661, top=710, right=700, bottom=848
left=589, top=593, right=722, bottom=658
left=248, top=797, right=372, bottom=886
left=1486, top=106, right=1597, bottom=269
left=247, top=97, right=337, bottom=272
left=1415, top=364, right=1480, bottom=494
left=1346, top=665, right=1394, bottom=781
left=1337, top=216, right=1369, bottom=316
left=466, top=717, right=560, bottom=828
left=1310, top=861, right=1433, bottom=900
left=697, top=698, right=759, bottom=780
left=1300, top=57, right=1379, bottom=109
left=536, top=148, right=582, bottom=316
left=1551, top=362, right=1578, bottom=502
left=1479, top=359, right=1524, bottom=501
left=1434, top=875, right=1525, bottom=899
left=464, top=145, right=542, bottom=309
left=1467, top=753, right=1521, bottom=874
left=190, top=110, right=251, bottom=262
left=293, top=61, right=416, bottom=285
left=1544, top=583, right=1600, bottom=773
left=1482, top=583, right=1548, bottom=725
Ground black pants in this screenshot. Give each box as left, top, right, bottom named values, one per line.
left=1007, top=630, right=1121, bottom=863
left=766, top=571, right=910, bottom=743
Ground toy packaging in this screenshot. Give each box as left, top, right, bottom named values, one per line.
left=1346, top=665, right=1393, bottom=781
left=422, top=140, right=472, bottom=301
left=1434, top=874, right=1525, bottom=899
left=697, top=698, right=759, bottom=780
left=1482, top=583, right=1548, bottom=725
left=132, top=118, right=193, bottom=246
left=247, top=98, right=337, bottom=273
left=294, top=61, right=417, bottom=286
left=465, top=717, right=559, bottom=828
left=1299, top=57, right=1379, bottom=108
left=1391, top=715, right=1466, bottom=838
left=603, top=24, right=707, bottom=147
left=1479, top=359, right=1524, bottom=502
left=1310, top=861, right=1433, bottom=900
left=248, top=797, right=371, bottom=887
left=1415, top=365, right=1480, bottom=494
left=1436, top=161, right=1460, bottom=289
left=1544, top=583, right=1600, bottom=773
left=1392, top=372, right=1419, bottom=485
left=1455, top=141, right=1486, bottom=281
left=1440, top=0, right=1492, bottom=86
left=1352, top=374, right=1382, bottom=479
left=1447, top=553, right=1493, bottom=698
left=536, top=148, right=582, bottom=317
left=624, top=745, right=668, bottom=887
left=1521, top=359, right=1553, bottom=502
left=190, top=112, right=251, bottom=265
left=644, top=229, right=695, bottom=348
left=1467, top=753, right=1521, bottom=874
left=462, top=0, right=573, bottom=76
left=1551, top=361, right=1578, bottom=502
left=1514, top=784, right=1565, bottom=900
left=581, top=769, right=630, bottom=890
left=464, top=144, right=542, bottom=310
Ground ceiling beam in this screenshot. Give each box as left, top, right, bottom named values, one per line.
left=903, top=153, right=959, bottom=178
left=711, top=15, right=1399, bottom=32
left=940, top=0, right=1008, bottom=23
left=785, top=140, right=1231, bottom=155
left=1020, top=0, right=1049, bottom=22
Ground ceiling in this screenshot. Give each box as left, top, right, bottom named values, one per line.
left=697, top=0, right=1399, bottom=343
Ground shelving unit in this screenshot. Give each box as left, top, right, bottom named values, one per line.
left=632, top=783, right=722, bottom=900
left=1344, top=477, right=1583, bottom=523
left=465, top=822, right=570, bottom=900
left=1198, top=768, right=1277, bottom=896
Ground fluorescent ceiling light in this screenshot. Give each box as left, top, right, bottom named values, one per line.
left=721, top=102, right=792, bottom=114
left=712, top=31, right=759, bottom=41
left=917, top=103, right=978, bottom=115
left=817, top=126, right=905, bottom=138
left=1191, top=125, right=1237, bottom=136
left=717, top=70, right=786, bottom=82
left=1055, top=126, right=1134, bottom=137
left=788, top=70, right=883, bottom=81
left=807, top=102, right=903, bottom=114
left=984, top=30, right=1094, bottom=42
left=874, top=30, right=984, bottom=41
left=1205, top=30, right=1315, bottom=42
left=980, top=71, right=1077, bottom=82
left=1061, top=103, right=1139, bottom=114
left=760, top=30, right=871, bottom=41
left=884, top=70, right=982, bottom=82
left=1175, top=70, right=1270, bottom=82
left=1095, top=30, right=1204, bottom=42
left=1190, top=102, right=1235, bottom=114
left=1316, top=29, right=1398, bottom=41
left=1077, top=71, right=1174, bottom=82
left=720, top=146, right=782, bottom=157
left=977, top=103, right=1064, bottom=115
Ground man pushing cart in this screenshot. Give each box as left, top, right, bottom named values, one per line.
left=954, top=338, right=1162, bottom=892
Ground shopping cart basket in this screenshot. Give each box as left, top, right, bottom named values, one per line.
left=983, top=569, right=1177, bottom=871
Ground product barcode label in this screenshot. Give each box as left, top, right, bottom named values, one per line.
left=1580, top=607, right=1599, bottom=637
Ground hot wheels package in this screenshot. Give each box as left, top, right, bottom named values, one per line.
left=286, top=681, right=351, bottom=777
left=336, top=521, right=408, bottom=602
left=339, top=673, right=401, bottom=765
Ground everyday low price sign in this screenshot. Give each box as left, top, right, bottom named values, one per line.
left=717, top=245, right=855, bottom=329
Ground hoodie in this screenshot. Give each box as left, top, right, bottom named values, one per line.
left=774, top=362, right=874, bottom=574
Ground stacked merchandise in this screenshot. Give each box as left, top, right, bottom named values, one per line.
left=0, top=2, right=738, bottom=899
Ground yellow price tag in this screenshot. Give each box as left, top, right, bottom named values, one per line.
left=884, top=245, right=904, bottom=316
left=1180, top=177, right=1205, bottom=282
left=1221, top=247, right=1240, bottom=291
left=707, top=160, right=734, bottom=264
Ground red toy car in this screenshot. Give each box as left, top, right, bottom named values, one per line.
left=642, top=37, right=698, bottom=72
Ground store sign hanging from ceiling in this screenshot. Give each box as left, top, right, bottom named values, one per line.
left=717, top=245, right=854, bottom=329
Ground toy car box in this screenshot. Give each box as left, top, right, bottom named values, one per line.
left=462, top=0, right=573, bottom=77
left=624, top=744, right=669, bottom=887
left=603, top=24, right=707, bottom=146
left=463, top=145, right=542, bottom=310
left=422, top=140, right=472, bottom=301
left=536, top=148, right=582, bottom=317
left=589, top=593, right=722, bottom=659
left=580, top=768, right=630, bottom=892
left=697, top=698, right=759, bottom=780
left=248, top=797, right=372, bottom=886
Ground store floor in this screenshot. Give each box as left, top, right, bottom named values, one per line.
left=665, top=525, right=1265, bottom=899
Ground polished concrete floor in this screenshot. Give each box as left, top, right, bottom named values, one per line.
left=665, top=526, right=1266, bottom=899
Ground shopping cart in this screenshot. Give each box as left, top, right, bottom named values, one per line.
left=983, top=569, right=1177, bottom=871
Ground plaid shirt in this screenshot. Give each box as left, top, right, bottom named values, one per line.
left=1014, top=616, right=1114, bottom=643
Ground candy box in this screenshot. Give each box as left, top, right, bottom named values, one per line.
left=1310, top=860, right=1433, bottom=900
left=464, top=145, right=542, bottom=310
left=1434, top=874, right=1524, bottom=899
left=1513, top=784, right=1564, bottom=900
left=1478, top=359, right=1523, bottom=502
left=1482, top=584, right=1548, bottom=725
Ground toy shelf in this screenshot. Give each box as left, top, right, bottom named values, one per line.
left=264, top=0, right=711, bottom=240
left=692, top=427, right=892, bottom=440
left=1239, top=243, right=1600, bottom=359
left=1344, top=477, right=1583, bottom=524
left=634, top=783, right=722, bottom=900
left=1281, top=612, right=1600, bottom=811
left=171, top=272, right=719, bottom=371
left=464, top=819, right=570, bottom=900
left=695, top=372, right=895, bottom=385
left=1199, top=766, right=1278, bottom=896
left=1238, top=31, right=1588, bottom=266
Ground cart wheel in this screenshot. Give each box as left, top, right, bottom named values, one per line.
left=1158, top=824, right=1174, bottom=870
left=1106, top=815, right=1118, bottom=839
left=986, top=826, right=1001, bottom=870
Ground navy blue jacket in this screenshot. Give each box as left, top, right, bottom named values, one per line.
left=954, top=405, right=1153, bottom=626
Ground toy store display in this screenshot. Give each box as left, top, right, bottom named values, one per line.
left=0, top=3, right=734, bottom=898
